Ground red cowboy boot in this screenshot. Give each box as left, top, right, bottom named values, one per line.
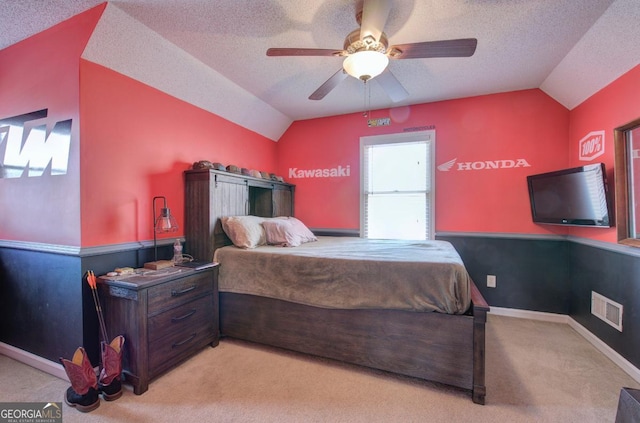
left=59, top=347, right=100, bottom=412
left=98, top=335, right=125, bottom=401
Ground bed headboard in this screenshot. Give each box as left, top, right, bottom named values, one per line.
left=184, top=168, right=295, bottom=262
left=212, top=220, right=233, bottom=255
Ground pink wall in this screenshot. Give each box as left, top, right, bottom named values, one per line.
left=5, top=3, right=640, bottom=248
left=0, top=4, right=278, bottom=248
left=79, top=61, right=278, bottom=246
left=568, top=64, right=640, bottom=243
left=276, top=89, right=570, bottom=235
left=0, top=5, right=104, bottom=245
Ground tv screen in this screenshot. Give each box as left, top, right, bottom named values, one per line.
left=527, top=163, right=612, bottom=227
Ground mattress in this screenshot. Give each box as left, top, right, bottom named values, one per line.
left=214, top=236, right=472, bottom=314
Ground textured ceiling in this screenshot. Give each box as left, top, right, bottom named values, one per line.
left=2, top=0, right=640, bottom=140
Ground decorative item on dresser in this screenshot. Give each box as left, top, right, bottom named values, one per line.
left=98, top=265, right=219, bottom=395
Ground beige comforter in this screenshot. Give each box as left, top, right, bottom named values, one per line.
left=214, top=236, right=472, bottom=314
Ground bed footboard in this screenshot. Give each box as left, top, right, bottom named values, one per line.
left=220, top=279, right=488, bottom=404
left=470, top=280, right=489, bottom=405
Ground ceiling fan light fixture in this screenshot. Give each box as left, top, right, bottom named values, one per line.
left=343, top=50, right=389, bottom=81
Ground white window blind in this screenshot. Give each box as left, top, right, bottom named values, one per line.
left=360, top=131, right=434, bottom=240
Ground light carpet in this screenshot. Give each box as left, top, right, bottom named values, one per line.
left=1, top=314, right=638, bottom=422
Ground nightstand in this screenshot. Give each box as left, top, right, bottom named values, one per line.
left=99, top=265, right=219, bottom=395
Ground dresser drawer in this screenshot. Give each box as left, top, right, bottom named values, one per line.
left=147, top=272, right=213, bottom=315
left=148, top=294, right=214, bottom=344
left=148, top=318, right=216, bottom=377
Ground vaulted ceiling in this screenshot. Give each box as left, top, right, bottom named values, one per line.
left=3, top=0, right=640, bottom=140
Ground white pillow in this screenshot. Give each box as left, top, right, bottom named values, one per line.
left=220, top=215, right=267, bottom=248
left=262, top=217, right=317, bottom=247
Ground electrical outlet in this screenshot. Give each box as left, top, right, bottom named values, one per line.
left=487, top=275, right=496, bottom=288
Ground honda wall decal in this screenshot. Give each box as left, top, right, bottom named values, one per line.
left=0, top=109, right=72, bottom=178
left=437, top=158, right=531, bottom=171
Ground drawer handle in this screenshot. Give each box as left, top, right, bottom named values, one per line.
left=172, top=333, right=197, bottom=348
left=171, top=309, right=197, bottom=323
left=171, top=285, right=196, bottom=297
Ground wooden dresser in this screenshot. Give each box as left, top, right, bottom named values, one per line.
left=99, top=265, right=219, bottom=394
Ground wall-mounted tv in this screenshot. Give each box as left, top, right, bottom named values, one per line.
left=527, top=163, right=613, bottom=227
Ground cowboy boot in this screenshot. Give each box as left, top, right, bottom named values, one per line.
left=59, top=347, right=100, bottom=412
left=98, top=335, right=125, bottom=401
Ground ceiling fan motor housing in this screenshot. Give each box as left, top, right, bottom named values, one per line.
left=342, top=29, right=390, bottom=81
left=344, top=29, right=388, bottom=54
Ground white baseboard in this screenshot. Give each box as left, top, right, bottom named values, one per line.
left=567, top=319, right=640, bottom=384
left=489, top=307, right=640, bottom=384
left=0, top=342, right=68, bottom=382
left=489, top=306, right=571, bottom=324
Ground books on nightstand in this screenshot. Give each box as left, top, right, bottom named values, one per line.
left=175, top=261, right=217, bottom=270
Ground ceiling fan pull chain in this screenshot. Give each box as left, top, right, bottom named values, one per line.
left=363, top=80, right=370, bottom=118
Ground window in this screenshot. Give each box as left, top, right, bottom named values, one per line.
left=614, top=119, right=640, bottom=247
left=360, top=131, right=435, bottom=240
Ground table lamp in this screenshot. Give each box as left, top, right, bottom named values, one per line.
left=144, top=196, right=178, bottom=270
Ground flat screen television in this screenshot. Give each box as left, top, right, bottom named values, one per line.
left=527, top=163, right=613, bottom=227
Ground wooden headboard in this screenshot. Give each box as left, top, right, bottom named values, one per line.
left=184, top=168, right=295, bottom=262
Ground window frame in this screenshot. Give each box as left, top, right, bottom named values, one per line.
left=359, top=130, right=435, bottom=240
left=614, top=118, right=640, bottom=247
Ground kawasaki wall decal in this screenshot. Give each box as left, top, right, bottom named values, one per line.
left=0, top=109, right=72, bottom=178
left=288, top=165, right=351, bottom=178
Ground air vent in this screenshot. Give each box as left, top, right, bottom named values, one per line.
left=591, top=291, right=623, bottom=332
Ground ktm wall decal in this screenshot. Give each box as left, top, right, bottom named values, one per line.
left=0, top=109, right=72, bottom=178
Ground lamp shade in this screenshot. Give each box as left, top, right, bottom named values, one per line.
left=343, top=51, right=389, bottom=81
left=149, top=196, right=179, bottom=265
left=155, top=208, right=178, bottom=233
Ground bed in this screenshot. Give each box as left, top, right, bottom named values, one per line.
left=210, top=216, right=489, bottom=404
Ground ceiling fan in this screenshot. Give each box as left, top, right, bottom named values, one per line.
left=266, top=0, right=477, bottom=102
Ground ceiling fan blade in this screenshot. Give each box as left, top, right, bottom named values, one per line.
left=267, top=48, right=344, bottom=57
left=375, top=69, right=409, bottom=102
left=360, top=0, right=392, bottom=42
left=389, top=38, right=478, bottom=59
left=373, top=68, right=409, bottom=103
left=309, top=69, right=348, bottom=100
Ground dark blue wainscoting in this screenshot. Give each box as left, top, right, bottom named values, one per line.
left=2, top=234, right=640, bottom=374
left=437, top=234, right=570, bottom=314
left=438, top=233, right=640, bottom=372
left=0, top=243, right=173, bottom=365
left=0, top=248, right=83, bottom=363
left=568, top=241, right=640, bottom=369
